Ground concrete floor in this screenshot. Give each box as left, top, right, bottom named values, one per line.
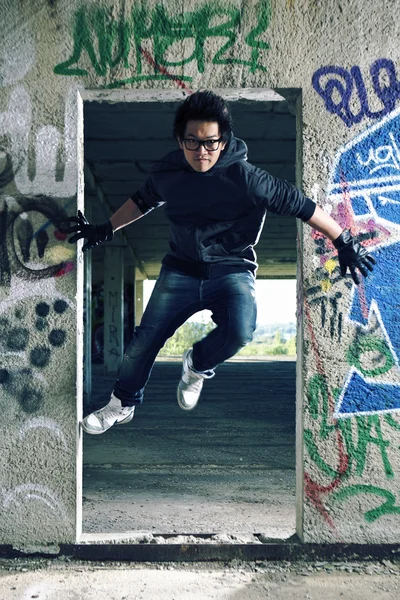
left=3, top=558, right=400, bottom=600
left=82, top=359, right=296, bottom=538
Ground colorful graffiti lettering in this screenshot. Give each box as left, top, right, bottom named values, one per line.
left=299, top=270, right=349, bottom=531
left=312, top=59, right=400, bottom=127
left=332, top=484, right=400, bottom=523
left=306, top=375, right=395, bottom=481
left=326, top=105, right=400, bottom=417
left=53, top=1, right=271, bottom=87
left=303, top=107, right=400, bottom=530
left=304, top=371, right=400, bottom=526
left=347, top=333, right=395, bottom=378
left=331, top=415, right=400, bottom=523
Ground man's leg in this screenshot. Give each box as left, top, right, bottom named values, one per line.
left=83, top=267, right=203, bottom=434
left=177, top=271, right=257, bottom=410
left=194, top=270, right=257, bottom=369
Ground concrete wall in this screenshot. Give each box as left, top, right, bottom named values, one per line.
left=1, top=0, right=399, bottom=548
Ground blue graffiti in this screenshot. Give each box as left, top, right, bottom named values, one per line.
left=312, top=59, right=400, bottom=127
left=327, top=107, right=400, bottom=416
left=349, top=246, right=398, bottom=356
left=328, top=104, right=400, bottom=227
left=335, top=369, right=400, bottom=417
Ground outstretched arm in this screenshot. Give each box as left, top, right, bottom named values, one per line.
left=305, top=204, right=343, bottom=240
left=249, top=163, right=376, bottom=285
left=110, top=197, right=145, bottom=231
left=60, top=197, right=145, bottom=252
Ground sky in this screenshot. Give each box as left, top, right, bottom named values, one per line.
left=143, top=279, right=297, bottom=326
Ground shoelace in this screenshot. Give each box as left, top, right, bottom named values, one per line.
left=94, top=404, right=131, bottom=424
left=183, top=377, right=204, bottom=393
left=182, top=367, right=204, bottom=385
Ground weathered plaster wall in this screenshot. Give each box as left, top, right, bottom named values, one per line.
left=1, top=0, right=399, bottom=547
left=0, top=0, right=82, bottom=549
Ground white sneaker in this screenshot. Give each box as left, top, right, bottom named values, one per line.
left=82, top=393, right=135, bottom=435
left=177, top=349, right=215, bottom=410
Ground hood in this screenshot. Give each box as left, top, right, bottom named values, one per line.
left=211, top=132, right=248, bottom=170
left=135, top=132, right=248, bottom=175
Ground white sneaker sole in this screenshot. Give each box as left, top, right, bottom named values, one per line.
left=81, top=410, right=134, bottom=435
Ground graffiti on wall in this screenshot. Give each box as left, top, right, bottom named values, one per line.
left=53, top=1, right=271, bottom=88
left=0, top=195, right=75, bottom=534
left=0, top=194, right=75, bottom=286
left=304, top=105, right=400, bottom=530
left=91, top=282, right=135, bottom=363
left=0, top=85, right=77, bottom=196
left=0, top=194, right=75, bottom=413
left=0, top=299, right=70, bottom=413
left=0, top=5, right=78, bottom=535
left=312, top=59, right=400, bottom=127
left=326, top=105, right=400, bottom=417
left=305, top=372, right=400, bottom=526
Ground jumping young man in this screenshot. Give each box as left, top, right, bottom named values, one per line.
left=63, top=90, right=376, bottom=435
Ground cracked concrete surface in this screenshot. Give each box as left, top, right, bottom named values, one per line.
left=1, top=558, right=400, bottom=599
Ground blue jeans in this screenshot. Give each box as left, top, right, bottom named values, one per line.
left=113, top=267, right=257, bottom=405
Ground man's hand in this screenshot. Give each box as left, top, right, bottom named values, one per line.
left=333, top=229, right=376, bottom=285
left=59, top=210, right=114, bottom=252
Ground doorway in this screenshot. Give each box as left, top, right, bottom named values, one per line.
left=79, top=89, right=301, bottom=541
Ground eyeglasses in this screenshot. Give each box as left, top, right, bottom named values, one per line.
left=182, top=138, right=223, bottom=151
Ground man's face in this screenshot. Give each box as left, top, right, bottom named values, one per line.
left=178, top=120, right=227, bottom=173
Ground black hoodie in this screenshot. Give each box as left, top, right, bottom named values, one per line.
left=130, top=132, right=316, bottom=277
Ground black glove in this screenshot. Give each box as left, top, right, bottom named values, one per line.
left=333, top=229, right=376, bottom=285
left=59, top=210, right=114, bottom=252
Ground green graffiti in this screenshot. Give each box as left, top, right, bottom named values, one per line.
left=347, top=334, right=395, bottom=377
left=304, top=428, right=340, bottom=478
left=385, top=413, right=400, bottom=430
left=305, top=375, right=343, bottom=479
left=339, top=414, right=394, bottom=479
left=307, top=374, right=335, bottom=439
left=305, top=378, right=346, bottom=480
left=54, top=1, right=271, bottom=87
left=332, top=484, right=400, bottom=522
left=305, top=375, right=394, bottom=481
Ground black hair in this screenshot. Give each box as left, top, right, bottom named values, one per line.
left=173, top=90, right=233, bottom=142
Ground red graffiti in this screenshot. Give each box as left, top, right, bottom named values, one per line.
left=301, top=261, right=350, bottom=532
left=54, top=230, right=68, bottom=241
left=138, top=45, right=194, bottom=94
left=335, top=172, right=390, bottom=248
left=303, top=433, right=349, bottom=532
left=303, top=166, right=393, bottom=531
left=54, top=261, right=74, bottom=278
left=357, top=279, right=369, bottom=321
left=336, top=169, right=356, bottom=232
